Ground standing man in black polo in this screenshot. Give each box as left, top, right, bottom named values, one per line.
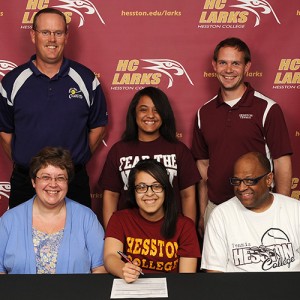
left=0, top=8, right=108, bottom=208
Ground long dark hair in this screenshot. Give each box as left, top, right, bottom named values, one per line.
left=121, top=86, right=177, bottom=143
left=127, top=159, right=178, bottom=239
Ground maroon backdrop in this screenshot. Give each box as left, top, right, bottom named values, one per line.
left=0, top=0, right=299, bottom=221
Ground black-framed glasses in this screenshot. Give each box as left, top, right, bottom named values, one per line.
left=229, top=172, right=270, bottom=186
left=135, top=183, right=164, bottom=194
left=36, top=175, right=68, bottom=184
left=34, top=29, right=66, bottom=38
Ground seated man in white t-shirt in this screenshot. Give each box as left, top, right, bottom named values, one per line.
left=201, top=151, right=300, bottom=272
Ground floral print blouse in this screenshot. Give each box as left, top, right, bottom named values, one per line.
left=32, top=228, right=64, bottom=274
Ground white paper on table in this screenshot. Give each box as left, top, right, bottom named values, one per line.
left=110, top=277, right=168, bottom=298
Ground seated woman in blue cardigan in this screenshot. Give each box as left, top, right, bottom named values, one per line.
left=0, top=146, right=106, bottom=274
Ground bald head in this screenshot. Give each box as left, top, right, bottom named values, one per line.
left=234, top=152, right=271, bottom=175
left=232, top=152, right=274, bottom=212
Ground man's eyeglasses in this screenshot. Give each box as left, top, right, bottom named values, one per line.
left=36, top=175, right=68, bottom=184
left=135, top=183, right=164, bottom=194
left=34, top=29, right=66, bottom=38
left=229, top=172, right=270, bottom=186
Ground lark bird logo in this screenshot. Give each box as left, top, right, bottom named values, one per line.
left=230, top=0, right=280, bottom=27
left=54, top=0, right=105, bottom=27
left=141, top=59, right=194, bottom=89
left=0, top=60, right=17, bottom=78
left=0, top=182, right=10, bottom=200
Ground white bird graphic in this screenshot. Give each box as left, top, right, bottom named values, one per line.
left=0, top=60, right=17, bottom=77
left=141, top=59, right=194, bottom=89
left=0, top=182, right=11, bottom=200
left=54, top=0, right=105, bottom=27
left=231, top=0, right=280, bottom=27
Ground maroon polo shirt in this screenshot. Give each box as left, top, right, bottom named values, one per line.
left=192, top=83, right=292, bottom=204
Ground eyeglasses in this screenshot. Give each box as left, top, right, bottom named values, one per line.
left=229, top=172, right=270, bottom=186
left=34, top=29, right=66, bottom=38
left=36, top=175, right=68, bottom=184
left=135, top=183, right=164, bottom=194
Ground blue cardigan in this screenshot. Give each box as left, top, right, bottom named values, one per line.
left=0, top=197, right=104, bottom=274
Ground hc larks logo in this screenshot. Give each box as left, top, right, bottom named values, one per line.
left=198, top=0, right=280, bottom=28
left=54, top=0, right=105, bottom=27
left=273, top=58, right=300, bottom=90
left=141, top=59, right=194, bottom=89
left=21, top=0, right=104, bottom=29
left=0, top=60, right=17, bottom=78
left=231, top=0, right=280, bottom=27
left=112, top=59, right=194, bottom=89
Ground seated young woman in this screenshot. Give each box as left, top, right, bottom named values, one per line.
left=104, top=159, right=200, bottom=283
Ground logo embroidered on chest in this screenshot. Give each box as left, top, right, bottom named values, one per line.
left=68, top=88, right=83, bottom=100
left=239, top=114, right=253, bottom=119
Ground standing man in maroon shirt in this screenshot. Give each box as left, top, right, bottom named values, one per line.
left=192, top=37, right=292, bottom=236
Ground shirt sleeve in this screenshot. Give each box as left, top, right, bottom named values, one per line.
left=263, top=104, right=293, bottom=159
left=176, top=142, right=201, bottom=190
left=0, top=217, right=9, bottom=273
left=177, top=217, right=201, bottom=258
left=0, top=82, right=14, bottom=133
left=105, top=212, right=125, bottom=243
left=99, top=144, right=124, bottom=192
left=88, top=77, right=108, bottom=129
left=191, top=109, right=209, bottom=160
left=201, top=210, right=228, bottom=272
left=85, top=211, right=105, bottom=269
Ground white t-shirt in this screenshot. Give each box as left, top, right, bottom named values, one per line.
left=201, top=193, right=300, bottom=272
